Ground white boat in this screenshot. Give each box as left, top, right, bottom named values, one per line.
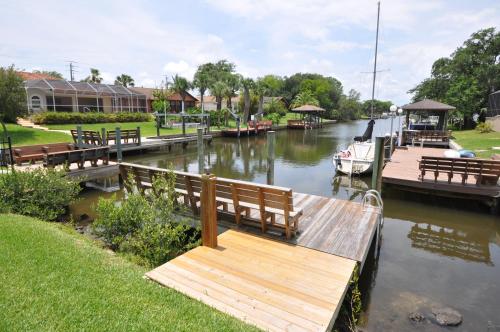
left=332, top=141, right=375, bottom=175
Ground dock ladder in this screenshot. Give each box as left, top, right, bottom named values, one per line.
left=362, top=189, right=384, bottom=255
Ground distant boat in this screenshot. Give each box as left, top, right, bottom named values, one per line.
left=380, top=112, right=388, bottom=119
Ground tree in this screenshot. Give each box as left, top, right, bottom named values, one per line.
left=33, top=70, right=63, bottom=79
left=224, top=73, right=241, bottom=110
left=283, top=73, right=343, bottom=110
left=0, top=66, right=27, bottom=122
left=260, top=75, right=284, bottom=96
left=338, top=89, right=363, bottom=121
left=361, top=99, right=392, bottom=117
left=193, top=64, right=212, bottom=113
left=254, top=78, right=269, bottom=116
left=210, top=81, right=229, bottom=111
left=171, top=74, right=191, bottom=113
left=115, top=74, right=135, bottom=87
left=291, top=89, right=319, bottom=108
left=151, top=85, right=171, bottom=113
left=241, top=78, right=254, bottom=124
left=409, top=27, right=500, bottom=128
left=83, top=68, right=102, bottom=83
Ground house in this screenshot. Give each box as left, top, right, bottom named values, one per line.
left=23, top=76, right=148, bottom=113
left=131, top=87, right=198, bottom=113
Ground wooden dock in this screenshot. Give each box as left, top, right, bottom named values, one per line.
left=382, top=147, right=500, bottom=200
left=109, top=135, right=213, bottom=154
left=218, top=193, right=380, bottom=265
left=146, top=230, right=357, bottom=332
left=146, top=193, right=380, bottom=331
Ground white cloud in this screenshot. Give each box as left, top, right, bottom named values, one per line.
left=163, top=60, right=196, bottom=79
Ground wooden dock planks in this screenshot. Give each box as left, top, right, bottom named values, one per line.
left=382, top=147, right=500, bottom=198
left=146, top=230, right=356, bottom=332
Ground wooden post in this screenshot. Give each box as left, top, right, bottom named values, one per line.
left=101, top=128, right=107, bottom=146
left=200, top=173, right=217, bottom=248
left=76, top=125, right=83, bottom=148
left=182, top=115, right=186, bottom=136
left=155, top=113, right=160, bottom=137
left=267, top=131, right=275, bottom=185
left=237, top=117, right=241, bottom=138
left=371, top=136, right=385, bottom=192
left=116, top=127, right=122, bottom=162
left=136, top=126, right=141, bottom=146
left=197, top=127, right=204, bottom=174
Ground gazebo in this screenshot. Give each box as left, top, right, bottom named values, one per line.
left=401, top=99, right=456, bottom=146
left=401, top=99, right=455, bottom=131
left=288, top=104, right=325, bottom=129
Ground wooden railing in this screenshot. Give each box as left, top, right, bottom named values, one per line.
left=119, top=162, right=303, bottom=240
left=403, top=130, right=451, bottom=145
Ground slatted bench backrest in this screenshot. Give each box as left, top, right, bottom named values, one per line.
left=14, top=143, right=75, bottom=164
left=118, top=163, right=294, bottom=212
left=44, top=147, right=109, bottom=168
left=420, top=156, right=500, bottom=177
left=70, top=130, right=102, bottom=145
left=106, top=129, right=139, bottom=141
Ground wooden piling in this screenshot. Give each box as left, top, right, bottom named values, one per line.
left=267, top=131, right=275, bottom=185
left=136, top=126, right=141, bottom=146
left=101, top=128, right=107, bottom=146
left=197, top=127, right=204, bottom=174
left=371, top=136, right=385, bottom=192
left=115, top=127, right=122, bottom=162
left=76, top=125, right=83, bottom=148
left=200, top=173, right=217, bottom=248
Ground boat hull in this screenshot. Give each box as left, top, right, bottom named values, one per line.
left=334, top=157, right=373, bottom=175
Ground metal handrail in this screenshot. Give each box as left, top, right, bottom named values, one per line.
left=362, top=189, right=384, bottom=226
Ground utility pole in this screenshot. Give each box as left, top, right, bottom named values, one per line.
left=370, top=1, right=381, bottom=120
left=67, top=61, right=78, bottom=81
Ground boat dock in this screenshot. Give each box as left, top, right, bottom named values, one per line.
left=382, top=147, right=500, bottom=208
left=109, top=135, right=213, bottom=154
left=141, top=165, right=382, bottom=331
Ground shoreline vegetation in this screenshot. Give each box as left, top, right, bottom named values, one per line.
left=0, top=214, right=258, bottom=332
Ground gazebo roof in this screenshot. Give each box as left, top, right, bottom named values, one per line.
left=291, top=104, right=326, bottom=112
left=402, top=99, right=456, bottom=112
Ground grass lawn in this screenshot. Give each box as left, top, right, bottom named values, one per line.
left=0, top=214, right=258, bottom=332
left=5, top=124, right=72, bottom=146
left=453, top=130, right=500, bottom=158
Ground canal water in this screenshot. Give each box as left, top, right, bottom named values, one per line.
left=72, top=119, right=500, bottom=331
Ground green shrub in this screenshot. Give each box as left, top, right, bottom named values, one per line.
left=0, top=168, right=81, bottom=220
left=264, top=112, right=282, bottom=125
left=93, top=172, right=200, bottom=266
left=32, top=112, right=153, bottom=124
left=476, top=122, right=493, bottom=133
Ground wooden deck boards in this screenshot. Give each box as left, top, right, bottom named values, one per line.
left=218, top=192, right=380, bottom=263
left=382, top=147, right=500, bottom=198
left=146, top=230, right=356, bottom=332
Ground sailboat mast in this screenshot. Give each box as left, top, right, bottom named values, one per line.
left=370, top=1, right=381, bottom=120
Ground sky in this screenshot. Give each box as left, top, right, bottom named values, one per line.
left=1, top=0, right=499, bottom=105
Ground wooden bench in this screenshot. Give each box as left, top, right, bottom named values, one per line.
left=404, top=130, right=451, bottom=146
left=13, top=143, right=75, bottom=165
left=106, top=129, right=139, bottom=145
left=70, top=130, right=102, bottom=146
left=419, top=156, right=500, bottom=186
left=44, top=147, right=110, bottom=169
left=119, top=163, right=303, bottom=239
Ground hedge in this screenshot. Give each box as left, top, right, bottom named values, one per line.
left=32, top=112, right=153, bottom=124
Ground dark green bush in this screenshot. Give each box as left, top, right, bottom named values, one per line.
left=32, top=112, right=153, bottom=124
left=93, top=172, right=200, bottom=266
left=0, top=168, right=81, bottom=220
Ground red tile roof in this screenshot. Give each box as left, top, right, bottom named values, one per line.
left=16, top=71, right=60, bottom=81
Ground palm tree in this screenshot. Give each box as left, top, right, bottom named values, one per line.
left=84, top=68, right=102, bottom=83
left=211, top=81, right=229, bottom=111
left=241, top=78, right=254, bottom=124
left=115, top=74, right=135, bottom=87
left=171, top=74, right=191, bottom=113
left=291, top=89, right=320, bottom=108
left=224, top=74, right=241, bottom=111
left=254, top=78, right=268, bottom=117
left=193, top=66, right=211, bottom=114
